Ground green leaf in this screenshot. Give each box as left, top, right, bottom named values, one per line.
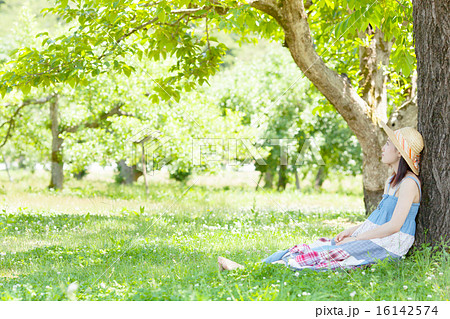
left=324, top=0, right=335, bottom=10
left=150, top=94, right=159, bottom=104
left=68, top=77, right=77, bottom=88
left=123, top=65, right=132, bottom=77
left=0, top=86, right=6, bottom=98
left=157, top=10, right=166, bottom=23
left=21, top=85, right=31, bottom=95
left=91, top=69, right=100, bottom=77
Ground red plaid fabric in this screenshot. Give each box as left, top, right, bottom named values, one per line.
left=289, top=242, right=350, bottom=269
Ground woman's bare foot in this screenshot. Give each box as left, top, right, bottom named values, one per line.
left=218, top=256, right=244, bottom=271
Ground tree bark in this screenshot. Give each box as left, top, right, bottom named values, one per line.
left=314, top=166, right=325, bottom=190
left=412, top=0, right=450, bottom=246
left=141, top=143, right=148, bottom=195
left=359, top=27, right=393, bottom=123
left=277, top=164, right=287, bottom=190
left=2, top=153, right=12, bottom=182
left=255, top=171, right=264, bottom=190
left=294, top=169, right=300, bottom=190
left=73, top=168, right=88, bottom=180
left=116, top=159, right=143, bottom=184
left=49, top=96, right=64, bottom=190
left=263, top=170, right=274, bottom=189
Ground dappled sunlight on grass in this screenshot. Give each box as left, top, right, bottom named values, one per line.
left=0, top=170, right=448, bottom=300
left=1, top=169, right=364, bottom=215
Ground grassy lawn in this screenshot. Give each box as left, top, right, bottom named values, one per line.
left=0, top=170, right=448, bottom=301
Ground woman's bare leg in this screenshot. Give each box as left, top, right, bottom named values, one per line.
left=218, top=256, right=244, bottom=271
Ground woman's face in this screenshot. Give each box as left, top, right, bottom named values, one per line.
left=381, top=138, right=401, bottom=165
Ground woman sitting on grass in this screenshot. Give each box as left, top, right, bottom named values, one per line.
left=218, top=121, right=424, bottom=271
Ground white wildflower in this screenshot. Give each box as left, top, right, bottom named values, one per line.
left=66, top=282, right=79, bottom=301
left=350, top=291, right=356, bottom=298
left=403, top=285, right=408, bottom=290
left=427, top=295, right=432, bottom=298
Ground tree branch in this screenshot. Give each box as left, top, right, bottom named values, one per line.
left=0, top=94, right=57, bottom=148
left=248, top=0, right=374, bottom=139
left=248, top=0, right=390, bottom=196
left=172, top=0, right=230, bottom=16
left=141, top=1, right=164, bottom=7
left=116, top=17, right=159, bottom=43
left=246, top=0, right=281, bottom=20
left=63, top=102, right=135, bottom=133
left=2, top=94, right=57, bottom=109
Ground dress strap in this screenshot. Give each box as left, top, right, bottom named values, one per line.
left=386, top=175, right=395, bottom=193
left=393, top=176, right=422, bottom=202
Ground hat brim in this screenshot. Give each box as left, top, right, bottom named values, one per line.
left=379, top=120, right=419, bottom=175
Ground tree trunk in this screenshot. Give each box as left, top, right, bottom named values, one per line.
left=49, top=96, right=64, bottom=190
left=314, top=166, right=325, bottom=190
left=141, top=143, right=148, bottom=196
left=73, top=168, right=88, bottom=180
left=294, top=169, right=300, bottom=190
left=358, top=27, right=393, bottom=123
left=263, top=170, right=274, bottom=189
left=358, top=27, right=394, bottom=212
left=2, top=153, right=12, bottom=182
left=277, top=164, right=287, bottom=191
left=412, top=0, right=450, bottom=247
left=255, top=171, right=264, bottom=190
left=116, top=159, right=142, bottom=184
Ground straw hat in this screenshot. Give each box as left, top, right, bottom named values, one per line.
left=378, top=120, right=424, bottom=175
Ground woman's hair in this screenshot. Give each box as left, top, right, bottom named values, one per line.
left=390, top=156, right=412, bottom=187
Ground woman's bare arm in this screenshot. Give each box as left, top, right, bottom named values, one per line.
left=355, top=178, right=418, bottom=240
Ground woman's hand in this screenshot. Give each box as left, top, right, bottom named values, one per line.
left=336, top=237, right=358, bottom=246
left=335, top=228, right=354, bottom=243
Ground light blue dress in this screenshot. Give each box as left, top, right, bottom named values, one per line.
left=262, top=175, right=422, bottom=270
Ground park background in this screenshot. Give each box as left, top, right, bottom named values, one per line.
left=0, top=0, right=448, bottom=301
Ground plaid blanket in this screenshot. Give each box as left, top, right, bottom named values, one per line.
left=277, top=237, right=401, bottom=271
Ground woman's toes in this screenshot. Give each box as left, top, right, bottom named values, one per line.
left=217, top=256, right=244, bottom=271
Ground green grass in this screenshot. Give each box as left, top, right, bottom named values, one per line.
left=0, top=170, right=448, bottom=301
